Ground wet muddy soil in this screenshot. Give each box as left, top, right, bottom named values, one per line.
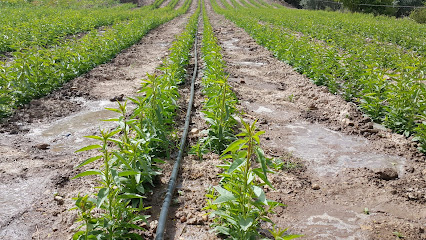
left=0, top=0, right=197, bottom=239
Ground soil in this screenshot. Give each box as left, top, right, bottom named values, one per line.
left=0, top=0, right=425, bottom=240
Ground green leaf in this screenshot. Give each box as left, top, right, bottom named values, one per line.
left=84, top=135, right=103, bottom=141
left=221, top=139, right=245, bottom=156
left=97, top=187, right=109, bottom=208
left=113, top=152, right=132, bottom=169
left=228, top=157, right=244, bottom=173
left=104, top=107, right=121, bottom=113
left=118, top=170, right=140, bottom=177
left=75, top=144, right=102, bottom=153
left=280, top=234, right=304, bottom=240
left=213, top=186, right=236, bottom=204
left=72, top=170, right=102, bottom=179
left=253, top=186, right=267, bottom=205
left=239, top=217, right=254, bottom=231
left=72, top=231, right=85, bottom=240
left=75, top=155, right=102, bottom=169
left=118, top=193, right=144, bottom=199
left=255, top=147, right=273, bottom=188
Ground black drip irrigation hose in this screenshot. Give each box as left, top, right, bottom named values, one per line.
left=155, top=17, right=200, bottom=240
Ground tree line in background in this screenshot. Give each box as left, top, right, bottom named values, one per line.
left=283, top=0, right=426, bottom=23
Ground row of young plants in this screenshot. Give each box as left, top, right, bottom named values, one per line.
left=213, top=0, right=426, bottom=153
left=196, top=3, right=301, bottom=239
left=249, top=4, right=426, bottom=56
left=0, top=0, right=123, bottom=8
left=71, top=3, right=200, bottom=239
left=0, top=0, right=182, bottom=118
left=236, top=6, right=425, bottom=75
left=0, top=3, right=155, bottom=53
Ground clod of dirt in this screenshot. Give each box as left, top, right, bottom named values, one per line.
left=52, top=175, right=70, bottom=188
left=187, top=217, right=197, bottom=225
left=375, top=168, right=399, bottom=180
left=311, top=183, right=321, bottom=190
left=54, top=196, right=65, bottom=205
left=109, top=94, right=124, bottom=102
left=180, top=215, right=187, bottom=223
left=35, top=143, right=50, bottom=150
left=342, top=118, right=355, bottom=127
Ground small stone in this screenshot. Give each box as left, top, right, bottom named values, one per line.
left=405, top=167, right=414, bottom=173
left=109, top=94, right=124, bottom=102
left=202, top=215, right=208, bottom=223
left=54, top=196, right=64, bottom=205
left=308, top=103, right=318, bottom=110
left=36, top=143, right=50, bottom=150
left=311, top=183, right=320, bottom=190
left=376, top=168, right=398, bottom=180
left=190, top=128, right=200, bottom=135
left=150, top=220, right=158, bottom=231
left=407, top=192, right=419, bottom=200
left=187, top=217, right=197, bottom=225
left=180, top=215, right=187, bottom=223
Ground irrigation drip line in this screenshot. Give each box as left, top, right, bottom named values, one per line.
left=154, top=16, right=200, bottom=240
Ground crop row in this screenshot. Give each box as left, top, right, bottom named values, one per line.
left=234, top=0, right=426, bottom=55
left=266, top=7, right=426, bottom=56
left=213, top=0, right=426, bottom=153
left=236, top=5, right=425, bottom=77
left=0, top=0, right=182, bottom=118
left=72, top=2, right=200, bottom=239
left=0, top=3, right=154, bottom=53
left=197, top=2, right=300, bottom=239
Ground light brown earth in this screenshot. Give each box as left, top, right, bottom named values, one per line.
left=0, top=0, right=425, bottom=240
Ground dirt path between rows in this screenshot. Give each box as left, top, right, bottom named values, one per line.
left=0, top=0, right=196, bottom=239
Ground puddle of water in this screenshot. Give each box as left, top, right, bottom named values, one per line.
left=271, top=122, right=406, bottom=177
left=28, top=100, right=122, bottom=153
left=278, top=203, right=369, bottom=240
left=237, top=61, right=265, bottom=67
left=0, top=177, right=47, bottom=227
left=242, top=102, right=297, bottom=122
left=254, top=106, right=273, bottom=113
left=223, top=38, right=240, bottom=50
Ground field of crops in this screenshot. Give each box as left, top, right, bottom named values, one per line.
left=0, top=0, right=425, bottom=239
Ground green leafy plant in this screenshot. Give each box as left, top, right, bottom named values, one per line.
left=72, top=129, right=149, bottom=240
left=189, top=140, right=209, bottom=160
left=0, top=0, right=191, bottom=117
left=269, top=226, right=303, bottom=240
left=205, top=120, right=300, bottom=239
left=200, top=5, right=238, bottom=153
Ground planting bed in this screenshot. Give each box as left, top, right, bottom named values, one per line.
left=0, top=0, right=425, bottom=239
